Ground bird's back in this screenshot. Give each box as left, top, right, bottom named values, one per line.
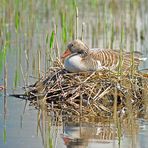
left=87, top=48, right=142, bottom=71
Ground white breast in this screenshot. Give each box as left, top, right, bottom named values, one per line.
left=64, top=54, right=106, bottom=72
left=64, top=55, right=89, bottom=72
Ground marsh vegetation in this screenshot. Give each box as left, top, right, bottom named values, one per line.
left=0, top=0, right=148, bottom=148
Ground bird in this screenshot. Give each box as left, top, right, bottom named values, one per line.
left=61, top=39, right=146, bottom=72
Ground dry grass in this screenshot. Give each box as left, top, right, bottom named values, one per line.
left=23, top=59, right=148, bottom=120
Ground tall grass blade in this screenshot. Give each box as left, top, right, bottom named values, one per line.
left=48, top=132, right=53, bottom=148
left=75, top=7, right=78, bottom=39
left=81, top=22, right=85, bottom=41
left=61, top=13, right=67, bottom=43
left=0, top=51, right=4, bottom=74
left=3, top=127, right=7, bottom=144
left=15, top=11, right=20, bottom=32
left=0, top=43, right=7, bottom=75
left=50, top=31, right=54, bottom=49
left=110, top=20, right=114, bottom=49
left=4, top=62, right=7, bottom=115
left=13, top=69, right=19, bottom=88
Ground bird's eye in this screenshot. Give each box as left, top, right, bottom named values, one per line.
left=77, top=50, right=83, bottom=54
left=68, top=43, right=74, bottom=49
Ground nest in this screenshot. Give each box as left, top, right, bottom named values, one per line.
left=24, top=59, right=148, bottom=120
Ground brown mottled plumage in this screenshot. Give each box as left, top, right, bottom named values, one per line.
left=61, top=40, right=144, bottom=72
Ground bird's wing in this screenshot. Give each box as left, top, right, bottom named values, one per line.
left=89, top=48, right=143, bottom=69
left=88, top=49, right=120, bottom=67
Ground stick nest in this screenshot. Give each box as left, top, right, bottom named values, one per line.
left=25, top=59, right=148, bottom=120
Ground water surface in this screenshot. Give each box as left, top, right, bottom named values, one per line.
left=0, top=0, right=148, bottom=148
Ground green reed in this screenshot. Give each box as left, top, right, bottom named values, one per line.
left=0, top=47, right=6, bottom=75
left=129, top=0, right=138, bottom=76
left=61, top=12, right=67, bottom=43
left=81, top=22, right=85, bottom=41
left=118, top=18, right=125, bottom=75
left=3, top=127, right=7, bottom=144
left=45, top=33, right=49, bottom=72
left=110, top=17, right=114, bottom=49
left=49, top=31, right=54, bottom=49
left=50, top=31, right=55, bottom=57
left=0, top=0, right=148, bottom=148
left=45, top=29, right=55, bottom=70
left=13, top=69, right=19, bottom=89
left=103, top=1, right=108, bottom=48
left=48, top=123, right=53, bottom=148
left=15, top=11, right=20, bottom=33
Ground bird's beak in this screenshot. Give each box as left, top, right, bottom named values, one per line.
left=61, top=48, right=71, bottom=59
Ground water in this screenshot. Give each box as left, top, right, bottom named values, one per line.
left=0, top=99, right=43, bottom=148
left=0, top=0, right=148, bottom=148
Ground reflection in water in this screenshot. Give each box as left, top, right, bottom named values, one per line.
left=36, top=109, right=120, bottom=148
left=35, top=114, right=148, bottom=148
left=138, top=120, right=148, bottom=148
left=61, top=122, right=118, bottom=148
